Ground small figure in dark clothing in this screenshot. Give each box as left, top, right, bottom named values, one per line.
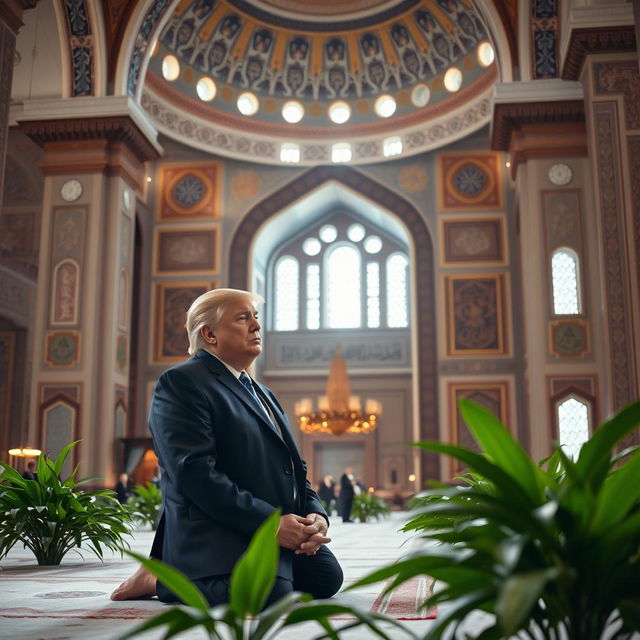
left=318, top=475, right=336, bottom=514
left=114, top=472, right=130, bottom=504
left=22, top=460, right=37, bottom=480
left=339, top=467, right=356, bottom=523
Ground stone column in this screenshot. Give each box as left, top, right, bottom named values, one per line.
left=17, top=97, right=160, bottom=485
left=491, top=80, right=609, bottom=459
left=562, top=5, right=640, bottom=420
left=0, top=0, right=38, bottom=212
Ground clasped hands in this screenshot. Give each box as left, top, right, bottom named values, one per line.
left=277, top=513, right=330, bottom=556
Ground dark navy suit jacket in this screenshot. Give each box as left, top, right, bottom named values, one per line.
left=149, top=349, right=326, bottom=581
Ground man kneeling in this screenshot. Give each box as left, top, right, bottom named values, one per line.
left=111, top=289, right=343, bottom=606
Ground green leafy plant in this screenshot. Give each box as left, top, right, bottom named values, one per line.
left=351, top=492, right=390, bottom=523
left=0, top=442, right=132, bottom=565
left=121, top=509, right=416, bottom=640
left=349, top=399, right=640, bottom=640
left=126, top=482, right=162, bottom=530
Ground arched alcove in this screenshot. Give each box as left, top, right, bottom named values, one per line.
left=228, top=164, right=439, bottom=481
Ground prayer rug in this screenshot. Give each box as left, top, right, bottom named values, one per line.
left=369, top=576, right=437, bottom=620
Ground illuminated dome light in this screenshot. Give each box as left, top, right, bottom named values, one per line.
left=374, top=94, right=396, bottom=118
left=237, top=92, right=259, bottom=116
left=347, top=223, right=365, bottom=242
left=319, top=224, right=337, bottom=243
left=303, top=237, right=322, bottom=256
left=444, top=67, right=463, bottom=92
left=411, top=83, right=430, bottom=107
left=282, top=100, right=304, bottom=123
left=331, top=142, right=352, bottom=163
left=280, top=143, right=300, bottom=163
left=477, top=41, right=495, bottom=67
left=383, top=136, right=402, bottom=157
left=364, top=235, right=383, bottom=254
left=162, top=55, right=180, bottom=81
left=328, top=101, right=351, bottom=124
left=196, top=77, right=217, bottom=102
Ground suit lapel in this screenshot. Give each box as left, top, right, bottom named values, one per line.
left=195, top=350, right=283, bottom=437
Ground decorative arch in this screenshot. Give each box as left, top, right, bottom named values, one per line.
left=229, top=165, right=439, bottom=480
left=39, top=392, right=80, bottom=474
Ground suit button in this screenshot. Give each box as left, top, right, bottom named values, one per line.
left=284, top=468, right=292, bottom=475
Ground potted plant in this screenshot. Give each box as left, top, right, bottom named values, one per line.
left=0, top=442, right=133, bottom=565
left=351, top=491, right=390, bottom=523
left=126, top=481, right=162, bottom=530
left=349, top=399, right=640, bottom=639
left=120, top=510, right=416, bottom=640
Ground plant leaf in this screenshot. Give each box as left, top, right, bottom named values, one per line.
left=495, top=569, right=555, bottom=635
left=228, top=509, right=280, bottom=616
left=458, top=399, right=542, bottom=503
left=591, top=449, right=640, bottom=532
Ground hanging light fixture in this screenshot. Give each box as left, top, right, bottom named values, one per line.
left=295, top=346, right=382, bottom=436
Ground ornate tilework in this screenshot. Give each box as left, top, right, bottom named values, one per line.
left=128, top=0, right=171, bottom=95
left=531, top=0, right=558, bottom=79
left=439, top=152, right=502, bottom=209
left=45, top=331, right=81, bottom=367
left=549, top=320, right=589, bottom=358
left=153, top=282, right=215, bottom=362
left=157, top=163, right=220, bottom=220
left=63, top=0, right=90, bottom=36
left=593, top=102, right=634, bottom=409
left=593, top=61, right=640, bottom=129
left=445, top=274, right=508, bottom=356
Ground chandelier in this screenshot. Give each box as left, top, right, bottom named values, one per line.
left=294, top=346, right=382, bottom=436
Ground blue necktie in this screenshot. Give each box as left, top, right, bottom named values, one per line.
left=239, top=372, right=269, bottom=418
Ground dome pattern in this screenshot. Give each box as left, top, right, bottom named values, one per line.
left=142, top=0, right=498, bottom=164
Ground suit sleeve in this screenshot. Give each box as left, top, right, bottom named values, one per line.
left=149, top=367, right=274, bottom=538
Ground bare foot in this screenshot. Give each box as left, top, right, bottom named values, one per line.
left=110, top=565, right=157, bottom=600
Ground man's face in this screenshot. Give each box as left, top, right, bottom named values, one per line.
left=211, top=299, right=262, bottom=370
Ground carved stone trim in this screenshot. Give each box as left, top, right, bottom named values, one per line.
left=19, top=116, right=160, bottom=163
left=492, top=100, right=585, bottom=151
left=561, top=25, right=636, bottom=81
left=0, top=0, right=38, bottom=35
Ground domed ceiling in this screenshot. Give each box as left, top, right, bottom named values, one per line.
left=141, top=0, right=499, bottom=165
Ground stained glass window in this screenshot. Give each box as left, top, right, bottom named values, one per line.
left=557, top=397, right=590, bottom=460
left=327, top=245, right=361, bottom=328
left=274, top=256, right=299, bottom=330
left=387, top=253, right=409, bottom=327
left=552, top=248, right=580, bottom=315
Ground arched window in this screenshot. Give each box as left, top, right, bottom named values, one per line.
left=270, top=212, right=409, bottom=331
left=556, top=396, right=590, bottom=460
left=327, top=245, right=361, bottom=328
left=386, top=253, right=409, bottom=328
left=275, top=256, right=299, bottom=330
left=551, top=247, right=581, bottom=315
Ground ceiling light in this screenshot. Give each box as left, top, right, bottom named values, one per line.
left=196, top=77, right=217, bottom=102
left=383, top=136, right=402, bottom=157
left=444, top=67, right=463, bottom=92
left=477, top=41, right=495, bottom=67
left=328, top=101, right=351, bottom=124
left=374, top=95, right=396, bottom=118
left=331, top=142, right=351, bottom=163
left=280, top=143, right=300, bottom=163
left=411, top=83, right=430, bottom=107
left=282, top=100, right=304, bottom=123
left=237, top=92, right=258, bottom=116
left=162, top=55, right=180, bottom=81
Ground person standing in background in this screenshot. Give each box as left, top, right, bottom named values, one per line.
left=339, top=467, right=355, bottom=523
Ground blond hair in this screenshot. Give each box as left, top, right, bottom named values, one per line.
left=185, top=288, right=264, bottom=355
